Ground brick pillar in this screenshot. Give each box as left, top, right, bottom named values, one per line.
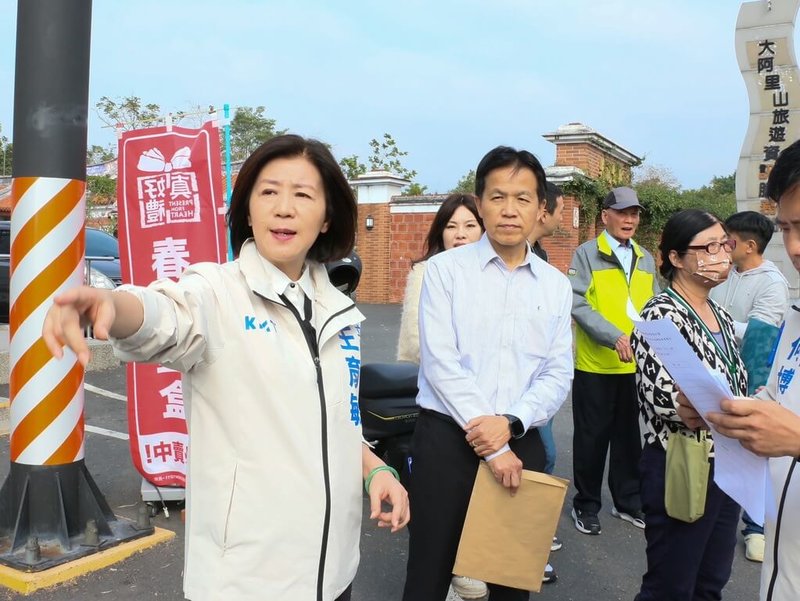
left=544, top=123, right=638, bottom=183
left=537, top=178, right=582, bottom=274
left=351, top=171, right=408, bottom=303
left=543, top=123, right=642, bottom=250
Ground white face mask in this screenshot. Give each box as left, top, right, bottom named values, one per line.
left=691, top=254, right=731, bottom=285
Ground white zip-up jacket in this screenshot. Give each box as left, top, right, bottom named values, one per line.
left=757, top=303, right=800, bottom=601
left=710, top=260, right=788, bottom=341
left=111, top=239, right=365, bottom=601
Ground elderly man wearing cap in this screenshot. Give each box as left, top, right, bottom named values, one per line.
left=568, top=187, right=659, bottom=536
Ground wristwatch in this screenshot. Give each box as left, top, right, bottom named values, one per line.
left=503, top=414, right=525, bottom=439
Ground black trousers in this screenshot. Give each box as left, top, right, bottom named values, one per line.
left=572, top=369, right=642, bottom=514
left=635, top=444, right=739, bottom=601
left=402, top=410, right=545, bottom=601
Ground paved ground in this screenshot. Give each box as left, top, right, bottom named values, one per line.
left=0, top=304, right=761, bottom=600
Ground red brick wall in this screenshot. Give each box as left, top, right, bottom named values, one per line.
left=355, top=203, right=392, bottom=303
left=554, top=143, right=631, bottom=183
left=539, top=193, right=581, bottom=273
left=389, top=211, right=436, bottom=303
left=555, top=142, right=602, bottom=177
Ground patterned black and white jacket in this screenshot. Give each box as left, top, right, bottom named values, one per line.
left=631, top=289, right=748, bottom=454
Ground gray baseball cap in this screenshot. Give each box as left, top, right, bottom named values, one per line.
left=603, top=187, right=642, bottom=210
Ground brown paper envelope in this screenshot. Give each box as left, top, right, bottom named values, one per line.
left=453, top=462, right=569, bottom=592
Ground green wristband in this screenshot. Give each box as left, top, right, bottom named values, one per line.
left=364, top=465, right=400, bottom=494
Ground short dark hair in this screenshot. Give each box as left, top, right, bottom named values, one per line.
left=227, top=134, right=356, bottom=262
left=724, top=211, right=774, bottom=254
left=474, top=146, right=547, bottom=203
left=767, top=138, right=800, bottom=203
left=418, top=193, right=483, bottom=262
left=658, top=209, right=722, bottom=281
left=543, top=182, right=563, bottom=215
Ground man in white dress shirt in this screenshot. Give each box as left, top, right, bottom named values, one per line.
left=401, top=146, right=574, bottom=601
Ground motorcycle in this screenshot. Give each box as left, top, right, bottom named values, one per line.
left=325, top=254, right=419, bottom=476
left=359, top=362, right=418, bottom=476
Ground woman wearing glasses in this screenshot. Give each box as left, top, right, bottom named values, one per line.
left=631, top=209, right=747, bottom=601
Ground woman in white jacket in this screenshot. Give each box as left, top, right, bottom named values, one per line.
left=397, top=193, right=483, bottom=363
left=42, top=135, right=409, bottom=601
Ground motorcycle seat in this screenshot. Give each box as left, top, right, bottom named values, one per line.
left=360, top=362, right=419, bottom=398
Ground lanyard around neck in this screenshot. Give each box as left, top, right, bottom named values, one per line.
left=665, top=287, right=737, bottom=380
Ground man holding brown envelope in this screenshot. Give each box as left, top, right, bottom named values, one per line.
left=401, top=146, right=573, bottom=601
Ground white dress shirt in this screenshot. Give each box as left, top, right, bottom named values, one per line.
left=417, top=234, right=574, bottom=459
left=603, top=229, right=633, bottom=282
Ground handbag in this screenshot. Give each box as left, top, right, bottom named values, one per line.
left=664, top=430, right=711, bottom=523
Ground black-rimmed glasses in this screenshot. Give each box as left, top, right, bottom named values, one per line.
left=684, top=239, right=736, bottom=254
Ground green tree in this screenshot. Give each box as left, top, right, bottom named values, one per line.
left=368, top=133, right=417, bottom=181
left=0, top=123, right=11, bottom=177
left=0, top=139, right=11, bottom=178
left=87, top=175, right=116, bottom=202
left=95, top=95, right=161, bottom=131
left=632, top=164, right=681, bottom=190
left=563, top=174, right=611, bottom=243
left=86, top=175, right=117, bottom=233
left=709, top=173, right=735, bottom=196
left=230, top=106, right=285, bottom=162
left=634, top=178, right=685, bottom=252
left=680, top=173, right=736, bottom=220
left=86, top=144, right=116, bottom=166
left=451, top=170, right=476, bottom=194
left=339, top=133, right=425, bottom=192
left=402, top=183, right=428, bottom=196
left=338, top=154, right=367, bottom=181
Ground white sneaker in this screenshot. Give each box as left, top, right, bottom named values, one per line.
left=744, top=533, right=765, bottom=563
left=611, top=506, right=645, bottom=529
left=451, top=575, right=488, bottom=599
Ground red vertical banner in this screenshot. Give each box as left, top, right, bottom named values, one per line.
left=117, top=122, right=226, bottom=486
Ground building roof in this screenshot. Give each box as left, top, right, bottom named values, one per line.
left=543, top=122, right=642, bottom=166
left=390, top=193, right=449, bottom=204
left=545, top=165, right=587, bottom=184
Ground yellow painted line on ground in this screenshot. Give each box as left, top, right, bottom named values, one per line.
left=0, top=527, right=175, bottom=595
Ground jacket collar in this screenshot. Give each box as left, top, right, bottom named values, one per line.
left=255, top=253, right=316, bottom=306
left=237, top=239, right=363, bottom=339
left=597, top=231, right=644, bottom=260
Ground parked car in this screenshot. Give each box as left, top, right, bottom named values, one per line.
left=85, top=227, right=122, bottom=288
left=0, top=224, right=121, bottom=323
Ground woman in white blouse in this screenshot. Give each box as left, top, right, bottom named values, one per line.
left=397, top=193, right=483, bottom=363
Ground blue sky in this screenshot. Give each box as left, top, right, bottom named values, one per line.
left=0, top=0, right=767, bottom=191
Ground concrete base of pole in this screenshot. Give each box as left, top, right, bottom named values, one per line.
left=0, top=461, right=153, bottom=571
left=0, top=526, right=174, bottom=594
